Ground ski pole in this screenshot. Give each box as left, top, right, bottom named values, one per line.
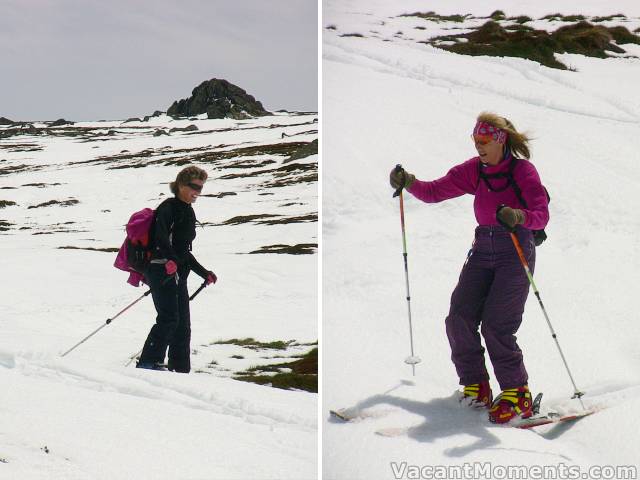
left=393, top=164, right=421, bottom=376
left=125, top=280, right=209, bottom=366
left=61, top=289, right=152, bottom=357
left=125, top=348, right=143, bottom=367
left=507, top=227, right=586, bottom=409
left=189, top=280, right=208, bottom=301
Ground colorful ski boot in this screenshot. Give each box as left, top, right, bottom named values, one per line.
left=460, top=381, right=493, bottom=408
left=489, top=385, right=533, bottom=424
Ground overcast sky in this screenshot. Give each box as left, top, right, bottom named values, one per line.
left=0, top=0, right=317, bottom=121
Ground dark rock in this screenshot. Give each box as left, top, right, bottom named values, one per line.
left=27, top=199, right=79, bottom=209
left=50, top=118, right=74, bottom=127
left=249, top=243, right=317, bottom=255
left=167, top=79, right=271, bottom=120
left=285, top=139, right=318, bottom=162
left=153, top=129, right=169, bottom=136
left=143, top=111, right=165, bottom=121
left=168, top=124, right=198, bottom=133
left=0, top=117, right=13, bottom=125
left=123, top=117, right=141, bottom=123
left=107, top=130, right=117, bottom=136
left=22, top=124, right=38, bottom=135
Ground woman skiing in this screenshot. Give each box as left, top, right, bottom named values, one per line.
left=137, top=166, right=217, bottom=373
left=389, top=112, right=549, bottom=424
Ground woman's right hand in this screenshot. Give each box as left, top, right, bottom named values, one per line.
left=389, top=167, right=415, bottom=190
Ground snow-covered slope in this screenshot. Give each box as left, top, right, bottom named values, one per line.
left=323, top=2, right=640, bottom=478
left=0, top=112, right=317, bottom=478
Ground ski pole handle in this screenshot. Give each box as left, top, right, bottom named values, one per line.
left=392, top=164, right=404, bottom=198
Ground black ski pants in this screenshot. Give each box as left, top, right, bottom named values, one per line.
left=139, top=263, right=191, bottom=372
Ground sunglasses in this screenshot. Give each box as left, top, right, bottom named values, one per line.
left=186, top=182, right=203, bottom=192
left=471, top=134, right=495, bottom=146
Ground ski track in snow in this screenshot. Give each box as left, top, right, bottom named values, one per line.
left=325, top=38, right=640, bottom=124
left=0, top=350, right=315, bottom=432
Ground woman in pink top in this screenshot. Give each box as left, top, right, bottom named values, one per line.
left=390, top=112, right=549, bottom=424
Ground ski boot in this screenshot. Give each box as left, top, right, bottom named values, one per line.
left=460, top=381, right=493, bottom=408
left=488, top=385, right=533, bottom=424
left=136, top=361, right=168, bottom=371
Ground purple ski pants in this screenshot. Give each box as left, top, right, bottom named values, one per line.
left=445, top=225, right=535, bottom=390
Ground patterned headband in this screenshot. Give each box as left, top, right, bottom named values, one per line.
left=473, top=121, right=507, bottom=144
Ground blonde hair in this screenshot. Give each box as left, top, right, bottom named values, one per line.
left=170, top=166, right=208, bottom=194
left=477, top=112, right=531, bottom=159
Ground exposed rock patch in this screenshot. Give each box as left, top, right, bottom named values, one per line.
left=28, top=199, right=80, bottom=209
left=50, top=119, right=74, bottom=127
left=249, top=243, right=317, bottom=255
left=58, top=246, right=119, bottom=253
left=408, top=13, right=640, bottom=70
left=169, top=124, right=198, bottom=133
left=200, top=192, right=237, bottom=198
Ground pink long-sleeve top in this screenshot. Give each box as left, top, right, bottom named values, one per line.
left=407, top=153, right=549, bottom=230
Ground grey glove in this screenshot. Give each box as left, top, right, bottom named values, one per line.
left=389, top=167, right=416, bottom=190
left=496, top=205, right=526, bottom=230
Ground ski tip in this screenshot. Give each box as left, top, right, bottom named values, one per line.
left=329, top=409, right=355, bottom=422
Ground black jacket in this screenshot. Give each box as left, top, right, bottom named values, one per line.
left=149, top=197, right=208, bottom=278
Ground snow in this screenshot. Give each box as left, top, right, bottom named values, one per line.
left=323, top=1, right=640, bottom=479
left=1, top=112, right=317, bottom=478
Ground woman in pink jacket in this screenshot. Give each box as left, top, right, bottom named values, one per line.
left=390, top=112, right=549, bottom=424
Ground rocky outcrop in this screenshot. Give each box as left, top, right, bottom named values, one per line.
left=143, top=111, right=164, bottom=121
left=167, top=79, right=271, bottom=120
left=0, top=117, right=14, bottom=125
left=50, top=119, right=74, bottom=126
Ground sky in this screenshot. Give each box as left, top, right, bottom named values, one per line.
left=0, top=0, right=318, bottom=121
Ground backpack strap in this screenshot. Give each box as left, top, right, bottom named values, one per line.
left=478, top=156, right=528, bottom=209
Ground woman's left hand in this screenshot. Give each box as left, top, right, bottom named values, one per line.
left=206, top=271, right=217, bottom=285
left=496, top=205, right=525, bottom=230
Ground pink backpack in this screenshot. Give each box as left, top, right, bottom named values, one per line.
left=114, top=208, right=155, bottom=286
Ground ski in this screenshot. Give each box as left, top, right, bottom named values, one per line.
left=511, top=392, right=596, bottom=429
left=349, top=392, right=597, bottom=436
left=375, top=427, right=409, bottom=437
left=512, top=409, right=596, bottom=429
left=329, top=408, right=357, bottom=422
left=329, top=407, right=395, bottom=422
